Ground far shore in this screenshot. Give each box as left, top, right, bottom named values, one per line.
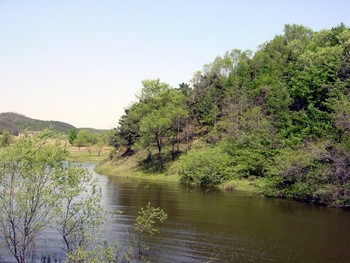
left=67, top=144, right=264, bottom=193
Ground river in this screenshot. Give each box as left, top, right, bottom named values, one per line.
left=1, top=163, right=350, bottom=262
left=99, top=168, right=350, bottom=262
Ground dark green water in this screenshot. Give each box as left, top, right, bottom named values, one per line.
left=1, top=163, right=349, bottom=262
left=99, top=166, right=350, bottom=263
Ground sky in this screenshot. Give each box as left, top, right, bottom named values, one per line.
left=0, top=0, right=349, bottom=129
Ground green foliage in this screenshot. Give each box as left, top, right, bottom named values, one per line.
left=332, top=94, right=350, bottom=135
left=120, top=79, right=188, bottom=170
left=0, top=131, right=107, bottom=262
left=104, top=128, right=120, bottom=148
left=179, top=147, right=233, bottom=186
left=56, top=165, right=106, bottom=255
left=263, top=141, right=350, bottom=206
left=110, top=23, right=350, bottom=207
left=69, top=128, right=78, bottom=145
left=74, top=129, right=101, bottom=154
left=0, top=130, right=11, bottom=147
left=337, top=32, right=350, bottom=85
left=290, top=46, right=343, bottom=110
left=134, top=202, right=167, bottom=258
left=117, top=105, right=141, bottom=154
left=65, top=241, right=121, bottom=263
left=284, top=24, right=313, bottom=44
left=0, top=112, right=76, bottom=134
left=74, top=130, right=89, bottom=148
left=0, top=130, right=173, bottom=262
left=186, top=24, right=350, bottom=206
left=224, top=147, right=270, bottom=179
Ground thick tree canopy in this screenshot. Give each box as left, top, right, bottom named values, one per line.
left=112, top=24, right=350, bottom=207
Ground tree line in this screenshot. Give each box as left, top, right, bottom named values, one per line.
left=112, top=23, right=350, bottom=207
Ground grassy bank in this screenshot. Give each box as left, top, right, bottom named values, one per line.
left=221, top=178, right=265, bottom=193
left=95, top=150, right=264, bottom=192
left=65, top=142, right=264, bottom=192
left=95, top=150, right=180, bottom=182
left=11, top=135, right=263, bottom=193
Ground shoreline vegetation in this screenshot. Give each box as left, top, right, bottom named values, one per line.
left=103, top=23, right=350, bottom=208
left=65, top=143, right=180, bottom=182
left=96, top=158, right=265, bottom=192
left=2, top=23, right=350, bottom=207
left=66, top=144, right=264, bottom=192
left=0, top=131, right=169, bottom=262
left=0, top=133, right=269, bottom=193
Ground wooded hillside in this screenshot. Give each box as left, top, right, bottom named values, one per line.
left=0, top=112, right=107, bottom=135
left=0, top=112, right=76, bottom=134
left=113, top=24, right=350, bottom=207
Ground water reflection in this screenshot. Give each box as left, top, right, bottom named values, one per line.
left=102, top=170, right=350, bottom=263
left=1, top=163, right=349, bottom=262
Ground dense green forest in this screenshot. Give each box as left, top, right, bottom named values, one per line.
left=111, top=24, right=350, bottom=207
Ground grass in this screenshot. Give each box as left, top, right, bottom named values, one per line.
left=66, top=142, right=264, bottom=192
left=66, top=144, right=112, bottom=163
left=8, top=136, right=112, bottom=164
left=220, top=178, right=266, bottom=193
left=8, top=135, right=266, bottom=192
left=95, top=150, right=180, bottom=182
left=45, top=138, right=114, bottom=164
left=45, top=138, right=179, bottom=182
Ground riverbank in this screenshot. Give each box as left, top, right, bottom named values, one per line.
left=66, top=144, right=264, bottom=192
left=221, top=178, right=266, bottom=193
left=95, top=151, right=264, bottom=192
left=65, top=144, right=178, bottom=182
left=95, top=151, right=180, bottom=183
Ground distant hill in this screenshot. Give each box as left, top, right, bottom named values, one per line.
left=0, top=112, right=76, bottom=135
left=0, top=112, right=109, bottom=135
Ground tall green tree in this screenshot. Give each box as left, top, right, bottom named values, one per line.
left=68, top=129, right=78, bottom=146
left=74, top=130, right=99, bottom=153
left=117, top=105, right=141, bottom=156
left=0, top=130, right=11, bottom=147
left=136, top=79, right=188, bottom=170
left=177, top=83, right=196, bottom=151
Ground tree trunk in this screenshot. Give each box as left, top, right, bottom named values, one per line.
left=177, top=121, right=180, bottom=153
left=155, top=134, right=162, bottom=170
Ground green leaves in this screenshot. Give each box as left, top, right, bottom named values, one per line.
left=0, top=131, right=106, bottom=262
left=263, top=141, right=350, bottom=207
left=179, top=147, right=232, bottom=186
left=68, top=129, right=78, bottom=145
left=134, top=202, right=167, bottom=258
left=108, top=24, right=350, bottom=208
left=120, top=79, right=188, bottom=170
left=134, top=202, right=167, bottom=236
left=0, top=132, right=69, bottom=262
left=0, top=130, right=11, bottom=147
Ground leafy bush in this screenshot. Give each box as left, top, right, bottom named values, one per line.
left=263, top=141, right=350, bottom=207
left=179, top=147, right=232, bottom=186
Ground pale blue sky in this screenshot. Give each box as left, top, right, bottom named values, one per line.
left=0, top=0, right=349, bottom=129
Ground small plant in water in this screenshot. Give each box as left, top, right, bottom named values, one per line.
left=134, top=202, right=167, bottom=259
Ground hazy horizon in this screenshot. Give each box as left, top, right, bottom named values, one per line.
left=1, top=0, right=349, bottom=129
